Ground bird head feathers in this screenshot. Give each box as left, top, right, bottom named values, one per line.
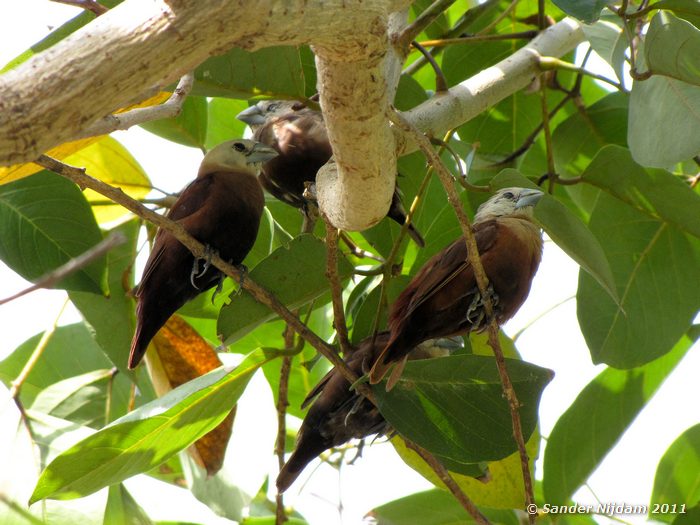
left=198, top=139, right=278, bottom=177
left=473, top=187, right=543, bottom=223
left=236, top=100, right=308, bottom=129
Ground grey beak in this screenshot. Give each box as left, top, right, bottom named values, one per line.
left=515, top=188, right=544, bottom=209
left=246, top=142, right=278, bottom=164
left=237, top=105, right=266, bottom=127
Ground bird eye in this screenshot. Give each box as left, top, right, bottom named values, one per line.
left=502, top=191, right=515, bottom=200
left=267, top=103, right=279, bottom=112
left=232, top=142, right=246, bottom=152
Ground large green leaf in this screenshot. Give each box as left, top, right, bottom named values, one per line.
left=655, top=0, right=700, bottom=19
left=581, top=146, right=700, bottom=241
left=0, top=323, right=130, bottom=415
left=140, top=96, right=208, bottom=150
left=582, top=18, right=627, bottom=84
left=534, top=195, right=619, bottom=305
left=217, top=235, right=353, bottom=344
left=551, top=0, right=611, bottom=23
left=205, top=97, right=248, bottom=151
left=543, top=330, right=696, bottom=504
left=629, top=75, right=700, bottom=168
left=646, top=12, right=700, bottom=86
left=69, top=220, right=140, bottom=379
left=651, top=423, right=700, bottom=521
left=368, top=488, right=519, bottom=525
left=373, top=355, right=552, bottom=464
left=192, top=46, right=305, bottom=99
left=0, top=170, right=107, bottom=294
left=552, top=92, right=629, bottom=178
left=577, top=193, right=700, bottom=367
left=30, top=350, right=271, bottom=502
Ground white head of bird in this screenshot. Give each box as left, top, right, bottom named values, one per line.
left=198, top=139, right=278, bottom=177
left=473, top=187, right=544, bottom=223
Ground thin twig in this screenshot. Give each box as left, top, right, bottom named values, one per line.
left=323, top=218, right=352, bottom=355
left=10, top=300, right=69, bottom=400
left=51, top=0, right=108, bottom=15
left=388, top=107, right=535, bottom=521
left=0, top=232, right=126, bottom=306
left=76, top=72, right=195, bottom=140
left=411, top=41, right=448, bottom=92
left=404, top=440, right=490, bottom=525
left=398, top=0, right=458, bottom=47
left=403, top=0, right=502, bottom=76
left=34, top=154, right=360, bottom=385
left=275, top=327, right=294, bottom=525
left=539, top=67, right=557, bottom=196
left=538, top=57, right=624, bottom=91
left=418, top=30, right=538, bottom=47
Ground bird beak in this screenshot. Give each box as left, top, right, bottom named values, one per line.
left=237, top=105, right=266, bottom=126
left=247, top=142, right=278, bottom=164
left=515, top=188, right=544, bottom=209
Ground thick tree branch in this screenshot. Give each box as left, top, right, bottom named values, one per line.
left=1, top=3, right=581, bottom=234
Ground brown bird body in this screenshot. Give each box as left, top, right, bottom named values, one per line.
left=277, top=332, right=457, bottom=492
left=369, top=187, right=544, bottom=385
left=237, top=100, right=425, bottom=246
left=129, top=140, right=278, bottom=369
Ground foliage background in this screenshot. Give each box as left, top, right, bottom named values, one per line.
left=1, top=1, right=699, bottom=524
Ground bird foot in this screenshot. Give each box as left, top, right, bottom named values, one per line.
left=190, top=245, right=218, bottom=289
left=466, top=283, right=499, bottom=326
left=236, top=263, right=248, bottom=289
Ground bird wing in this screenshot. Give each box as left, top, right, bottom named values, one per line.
left=137, top=176, right=215, bottom=290
left=399, top=220, right=499, bottom=319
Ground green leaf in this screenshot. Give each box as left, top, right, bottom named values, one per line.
left=656, top=0, right=700, bottom=18
left=29, top=369, right=115, bottom=428
left=193, top=46, right=304, bottom=99
left=0, top=0, right=125, bottom=72
left=582, top=18, right=627, bottom=84
left=217, top=235, right=353, bottom=344
left=580, top=146, right=700, bottom=241
left=534, top=195, right=619, bottom=305
left=651, top=424, right=700, bottom=519
left=671, top=504, right=700, bottom=525
left=629, top=75, right=700, bottom=168
left=0, top=170, right=107, bottom=294
left=205, top=97, right=248, bottom=151
left=552, top=92, right=629, bottom=178
left=0, top=324, right=129, bottom=413
left=577, top=193, right=700, bottom=367
left=646, top=12, right=700, bottom=85
left=373, top=355, right=552, bottom=464
left=394, top=74, right=429, bottom=111
left=140, top=96, right=208, bottom=149
left=551, top=0, right=612, bottom=23
left=369, top=488, right=520, bottom=525
left=543, top=331, right=696, bottom=504
left=69, top=220, right=140, bottom=380
left=104, top=484, right=153, bottom=525
left=30, top=350, right=271, bottom=502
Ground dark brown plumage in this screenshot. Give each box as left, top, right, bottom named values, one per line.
left=129, top=140, right=277, bottom=369
left=277, top=332, right=457, bottom=492
left=237, top=100, right=425, bottom=247
left=369, top=187, right=544, bottom=386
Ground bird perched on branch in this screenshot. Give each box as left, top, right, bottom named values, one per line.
left=369, top=187, right=544, bottom=387
left=128, top=139, right=278, bottom=369
left=237, top=99, right=425, bottom=246
left=277, top=331, right=458, bottom=492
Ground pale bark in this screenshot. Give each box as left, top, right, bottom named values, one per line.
left=0, top=0, right=583, bottom=230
